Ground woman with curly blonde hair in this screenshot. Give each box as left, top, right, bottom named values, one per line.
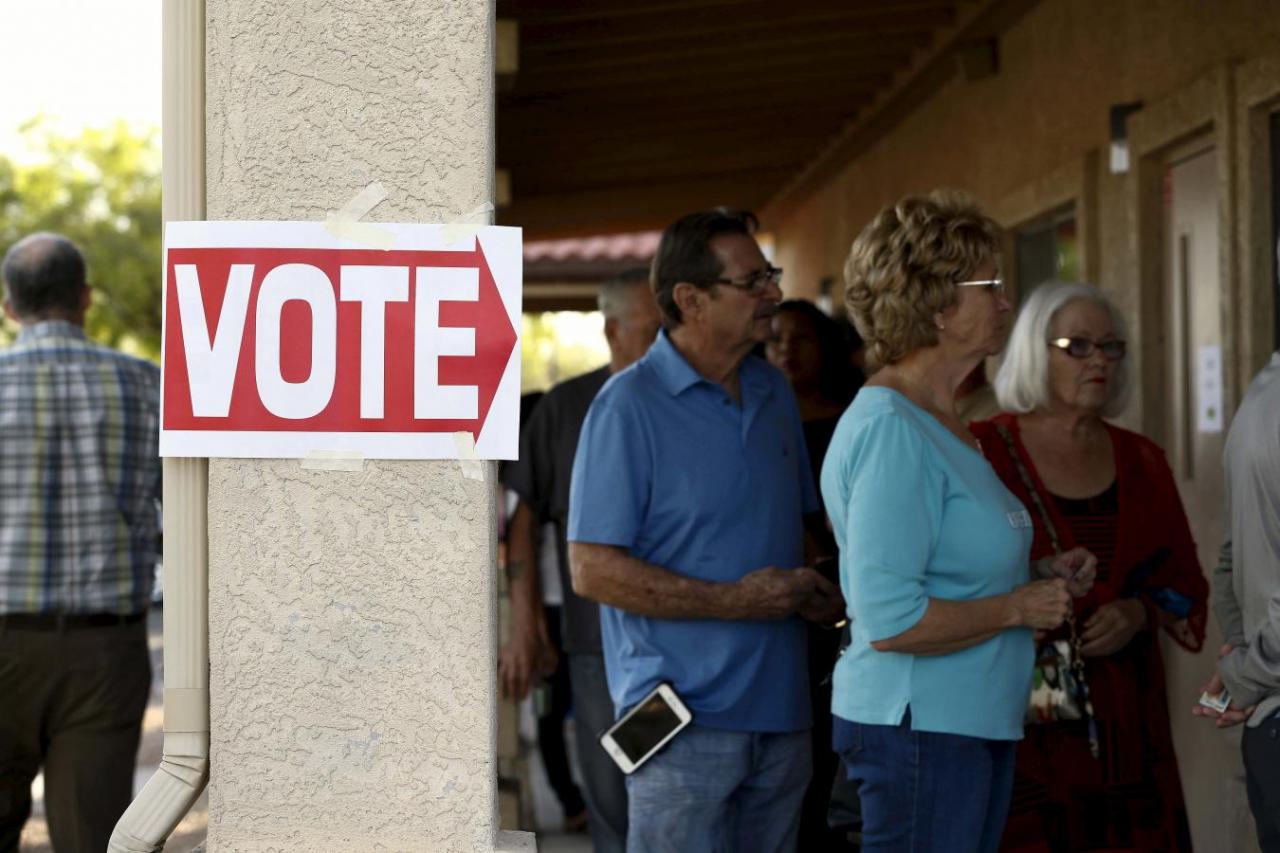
left=820, top=192, right=1097, bottom=852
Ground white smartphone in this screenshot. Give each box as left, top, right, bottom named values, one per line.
left=599, top=682, right=693, bottom=775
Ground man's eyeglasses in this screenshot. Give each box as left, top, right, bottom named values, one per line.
left=1047, top=337, right=1127, bottom=361
left=956, top=277, right=1005, bottom=293
left=708, top=265, right=783, bottom=294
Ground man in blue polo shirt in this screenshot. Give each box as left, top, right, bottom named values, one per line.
left=568, top=209, right=844, bottom=852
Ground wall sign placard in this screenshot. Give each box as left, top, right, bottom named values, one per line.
left=160, top=221, right=522, bottom=459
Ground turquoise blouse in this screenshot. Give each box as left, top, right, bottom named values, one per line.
left=820, top=388, right=1035, bottom=741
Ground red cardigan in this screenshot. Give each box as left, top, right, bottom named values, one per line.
left=972, top=412, right=1203, bottom=850
left=972, top=413, right=1207, bottom=652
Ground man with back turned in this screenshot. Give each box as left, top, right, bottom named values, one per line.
left=0, top=233, right=161, bottom=852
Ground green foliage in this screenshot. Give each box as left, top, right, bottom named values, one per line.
left=520, top=311, right=610, bottom=393
left=0, top=119, right=162, bottom=357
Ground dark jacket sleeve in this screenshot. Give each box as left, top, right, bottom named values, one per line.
left=1127, top=432, right=1208, bottom=652
left=501, top=391, right=557, bottom=522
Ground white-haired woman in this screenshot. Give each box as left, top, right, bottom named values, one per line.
left=972, top=281, right=1208, bottom=852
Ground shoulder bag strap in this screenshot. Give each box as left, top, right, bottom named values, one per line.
left=993, top=420, right=1100, bottom=758
left=993, top=421, right=1061, bottom=554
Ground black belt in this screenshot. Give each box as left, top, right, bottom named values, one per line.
left=0, top=612, right=146, bottom=630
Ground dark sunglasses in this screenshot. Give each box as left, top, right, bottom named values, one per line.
left=1047, top=336, right=1127, bottom=361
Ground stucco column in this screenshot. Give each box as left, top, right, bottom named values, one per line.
left=203, top=2, right=525, bottom=850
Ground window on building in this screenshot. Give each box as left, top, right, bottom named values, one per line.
left=1014, top=205, right=1080, bottom=297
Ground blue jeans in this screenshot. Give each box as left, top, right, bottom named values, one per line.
left=626, top=725, right=810, bottom=853
left=835, top=713, right=1015, bottom=853
left=569, top=653, right=628, bottom=853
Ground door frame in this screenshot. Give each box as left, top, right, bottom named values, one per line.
left=1129, top=65, right=1236, bottom=449
left=989, top=150, right=1101, bottom=300
left=1234, top=53, right=1280, bottom=385
left=1163, top=137, right=1220, bottom=481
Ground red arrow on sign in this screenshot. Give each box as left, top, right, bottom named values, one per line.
left=162, top=242, right=518, bottom=439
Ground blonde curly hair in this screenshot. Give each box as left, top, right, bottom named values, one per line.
left=843, top=191, right=1000, bottom=365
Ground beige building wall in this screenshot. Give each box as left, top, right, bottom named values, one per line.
left=770, top=1, right=1280, bottom=850
left=202, top=1, right=527, bottom=850
left=773, top=0, right=1280, bottom=325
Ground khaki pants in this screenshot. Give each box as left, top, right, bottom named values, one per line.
left=0, top=618, right=150, bottom=853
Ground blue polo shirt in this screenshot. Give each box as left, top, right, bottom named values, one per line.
left=820, top=388, right=1035, bottom=741
left=567, top=330, right=818, bottom=732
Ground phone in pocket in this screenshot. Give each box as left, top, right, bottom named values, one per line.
left=599, top=682, right=692, bottom=774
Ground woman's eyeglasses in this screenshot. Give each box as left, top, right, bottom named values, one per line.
left=1047, top=336, right=1127, bottom=361
left=955, top=277, right=1005, bottom=293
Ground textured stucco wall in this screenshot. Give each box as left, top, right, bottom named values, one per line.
left=204, top=1, right=508, bottom=850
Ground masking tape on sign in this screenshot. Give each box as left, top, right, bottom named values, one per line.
left=452, top=432, right=485, bottom=481
left=300, top=450, right=366, bottom=472
left=441, top=202, right=495, bottom=247
left=325, top=182, right=396, bottom=249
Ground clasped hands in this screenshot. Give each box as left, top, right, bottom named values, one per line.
left=1035, top=547, right=1098, bottom=597
left=1016, top=547, right=1098, bottom=631
left=734, top=565, right=846, bottom=626
left=1031, top=550, right=1156, bottom=655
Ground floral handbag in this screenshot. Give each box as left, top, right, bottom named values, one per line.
left=1027, top=638, right=1086, bottom=723
left=994, top=423, right=1100, bottom=758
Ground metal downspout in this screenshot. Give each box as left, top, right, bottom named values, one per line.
left=109, top=2, right=209, bottom=849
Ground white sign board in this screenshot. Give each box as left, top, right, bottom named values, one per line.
left=160, top=221, right=522, bottom=459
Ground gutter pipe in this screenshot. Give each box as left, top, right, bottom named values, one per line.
left=109, top=2, right=210, bottom=849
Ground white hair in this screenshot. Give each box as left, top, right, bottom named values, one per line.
left=597, top=268, right=651, bottom=319
left=994, top=281, right=1131, bottom=417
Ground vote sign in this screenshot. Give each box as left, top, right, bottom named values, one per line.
left=160, top=221, right=522, bottom=459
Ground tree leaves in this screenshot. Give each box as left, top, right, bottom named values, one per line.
left=0, top=119, right=161, bottom=358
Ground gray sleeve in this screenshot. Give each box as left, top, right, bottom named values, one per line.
left=1218, top=590, right=1280, bottom=708
left=1211, top=537, right=1246, bottom=648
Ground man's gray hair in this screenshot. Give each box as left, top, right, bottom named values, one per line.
left=994, top=281, right=1132, bottom=417
left=597, top=267, right=651, bottom=319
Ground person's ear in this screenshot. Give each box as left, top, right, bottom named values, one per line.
left=672, top=282, right=704, bottom=323
left=603, top=315, right=619, bottom=346
left=3, top=299, right=17, bottom=323
left=80, top=284, right=92, bottom=313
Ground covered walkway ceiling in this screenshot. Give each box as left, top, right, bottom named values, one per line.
left=496, top=0, right=1039, bottom=242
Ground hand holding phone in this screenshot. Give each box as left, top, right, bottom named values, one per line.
left=1192, top=645, right=1256, bottom=728
left=1198, top=688, right=1231, bottom=714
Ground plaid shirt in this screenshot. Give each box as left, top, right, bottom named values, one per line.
left=0, top=321, right=161, bottom=615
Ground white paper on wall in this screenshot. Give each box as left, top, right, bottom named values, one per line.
left=1196, top=343, right=1224, bottom=434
